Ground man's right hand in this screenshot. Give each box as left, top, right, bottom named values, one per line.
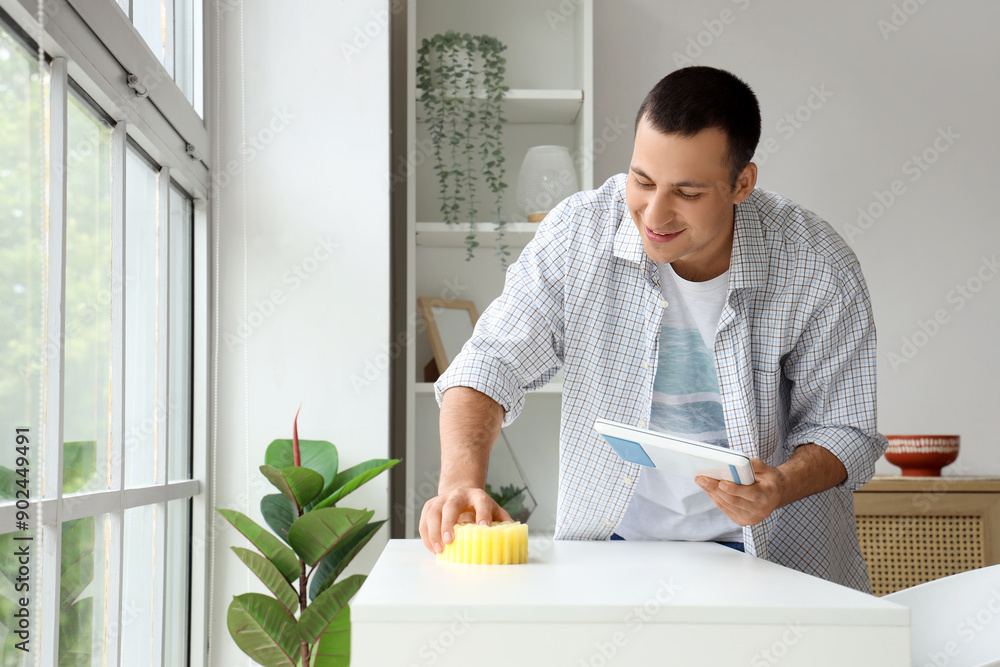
left=419, top=488, right=513, bottom=554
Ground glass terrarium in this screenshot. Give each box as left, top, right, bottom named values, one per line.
left=485, top=430, right=536, bottom=523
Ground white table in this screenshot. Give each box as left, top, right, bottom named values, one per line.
left=351, top=539, right=910, bottom=666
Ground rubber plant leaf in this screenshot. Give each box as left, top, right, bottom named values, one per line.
left=265, top=439, right=339, bottom=499
left=218, top=509, right=300, bottom=583
left=62, top=441, right=97, bottom=494
left=309, top=605, right=350, bottom=667
left=309, top=520, right=385, bottom=601
left=232, top=547, right=300, bottom=616
left=311, top=459, right=400, bottom=511
left=60, top=517, right=95, bottom=606
left=287, top=508, right=373, bottom=567
left=260, top=464, right=324, bottom=511
left=297, top=574, right=365, bottom=646
left=227, top=593, right=300, bottom=667
left=261, top=493, right=297, bottom=546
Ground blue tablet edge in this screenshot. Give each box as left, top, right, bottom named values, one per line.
left=600, top=435, right=655, bottom=468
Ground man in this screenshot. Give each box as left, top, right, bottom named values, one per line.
left=419, top=66, right=886, bottom=592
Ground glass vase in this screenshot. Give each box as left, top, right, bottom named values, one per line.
left=516, top=145, right=579, bottom=222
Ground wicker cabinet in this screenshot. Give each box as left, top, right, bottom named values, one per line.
left=854, top=476, right=1000, bottom=596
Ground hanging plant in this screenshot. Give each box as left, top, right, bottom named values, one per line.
left=416, top=31, right=509, bottom=267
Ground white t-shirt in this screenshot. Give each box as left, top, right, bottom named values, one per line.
left=614, top=262, right=743, bottom=543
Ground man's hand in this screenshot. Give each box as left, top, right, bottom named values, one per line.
left=695, top=444, right=848, bottom=526
left=695, top=458, right=786, bottom=526
left=419, top=488, right=513, bottom=555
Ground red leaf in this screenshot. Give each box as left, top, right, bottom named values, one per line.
left=293, top=404, right=302, bottom=467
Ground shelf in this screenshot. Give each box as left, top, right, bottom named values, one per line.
left=415, top=382, right=563, bottom=394
left=415, top=89, right=583, bottom=124
left=416, top=221, right=542, bottom=248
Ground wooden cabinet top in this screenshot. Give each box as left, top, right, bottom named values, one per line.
left=857, top=476, right=1000, bottom=493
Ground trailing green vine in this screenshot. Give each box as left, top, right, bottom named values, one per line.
left=417, top=31, right=509, bottom=266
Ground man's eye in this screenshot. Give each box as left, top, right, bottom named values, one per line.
left=633, top=177, right=653, bottom=189
left=678, top=191, right=701, bottom=200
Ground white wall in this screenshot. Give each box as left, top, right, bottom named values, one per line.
left=211, top=1, right=390, bottom=664
left=594, top=0, right=1000, bottom=475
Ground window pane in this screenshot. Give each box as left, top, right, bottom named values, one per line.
left=0, top=20, right=45, bottom=511
left=124, top=149, right=158, bottom=487
left=168, top=186, right=192, bottom=481
left=63, top=94, right=113, bottom=493
left=164, top=498, right=191, bottom=666
left=132, top=0, right=170, bottom=74
left=120, top=504, right=157, bottom=663
left=175, top=0, right=203, bottom=115
left=57, top=514, right=112, bottom=665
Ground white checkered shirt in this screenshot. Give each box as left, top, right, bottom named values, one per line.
left=435, top=174, right=887, bottom=592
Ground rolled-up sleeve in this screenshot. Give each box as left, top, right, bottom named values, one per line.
left=434, top=201, right=570, bottom=426
left=783, top=265, right=888, bottom=490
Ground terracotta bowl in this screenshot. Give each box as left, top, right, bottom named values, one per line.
left=884, top=435, right=959, bottom=477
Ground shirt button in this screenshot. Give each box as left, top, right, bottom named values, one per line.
left=638, top=419, right=647, bottom=428
left=642, top=361, right=649, bottom=370
left=605, top=519, right=615, bottom=527
left=623, top=476, right=633, bottom=484
left=660, top=300, right=669, bottom=308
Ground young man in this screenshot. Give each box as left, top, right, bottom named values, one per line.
left=419, top=66, right=886, bottom=592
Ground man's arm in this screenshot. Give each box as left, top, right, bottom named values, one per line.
left=699, top=260, right=883, bottom=526
left=418, top=387, right=512, bottom=554
left=696, top=444, right=847, bottom=526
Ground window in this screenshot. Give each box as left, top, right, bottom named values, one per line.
left=118, top=0, right=204, bottom=115
left=0, top=0, right=208, bottom=664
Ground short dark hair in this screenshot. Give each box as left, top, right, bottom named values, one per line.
left=635, top=66, right=761, bottom=187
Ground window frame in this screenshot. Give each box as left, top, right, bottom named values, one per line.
left=0, top=0, right=213, bottom=665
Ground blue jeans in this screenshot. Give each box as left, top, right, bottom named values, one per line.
left=610, top=533, right=745, bottom=553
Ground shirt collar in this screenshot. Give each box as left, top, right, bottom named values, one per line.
left=612, top=182, right=645, bottom=264
left=612, top=186, right=768, bottom=289
left=730, top=191, right=768, bottom=290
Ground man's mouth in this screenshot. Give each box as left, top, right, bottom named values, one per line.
left=644, top=226, right=683, bottom=244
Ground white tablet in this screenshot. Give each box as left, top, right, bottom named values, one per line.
left=593, top=418, right=755, bottom=485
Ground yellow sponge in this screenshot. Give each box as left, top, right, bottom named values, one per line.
left=437, top=521, right=528, bottom=564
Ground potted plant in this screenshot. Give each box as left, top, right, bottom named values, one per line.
left=416, top=30, right=510, bottom=266
left=219, top=409, right=399, bottom=666
left=485, top=483, right=532, bottom=523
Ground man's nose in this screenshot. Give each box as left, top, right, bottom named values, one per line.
left=644, top=192, right=675, bottom=227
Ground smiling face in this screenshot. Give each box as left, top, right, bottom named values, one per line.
left=626, top=119, right=757, bottom=281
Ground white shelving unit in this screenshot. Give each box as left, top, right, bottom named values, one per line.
left=404, top=0, right=593, bottom=538
left=416, top=221, right=542, bottom=248
left=415, top=89, right=584, bottom=124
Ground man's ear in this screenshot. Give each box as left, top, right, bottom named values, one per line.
left=733, top=162, right=758, bottom=204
